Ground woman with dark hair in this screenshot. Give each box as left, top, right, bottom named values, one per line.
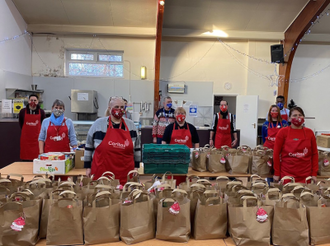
left=273, top=107, right=318, bottom=183
left=262, top=105, right=287, bottom=149
left=38, top=99, right=77, bottom=154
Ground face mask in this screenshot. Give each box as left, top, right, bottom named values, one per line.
left=29, top=102, right=37, bottom=108
left=166, top=103, right=172, bottom=109
left=291, top=117, right=304, bottom=127
left=176, top=114, right=185, bottom=123
left=111, top=108, right=124, bottom=119
left=220, top=105, right=227, bottom=112
left=52, top=109, right=64, bottom=117
left=277, top=103, right=284, bottom=110
left=271, top=112, right=278, bottom=118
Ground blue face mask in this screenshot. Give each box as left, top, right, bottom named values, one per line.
left=166, top=103, right=172, bottom=109
left=277, top=103, right=284, bottom=110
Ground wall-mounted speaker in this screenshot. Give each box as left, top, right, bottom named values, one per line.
left=270, top=44, right=284, bottom=63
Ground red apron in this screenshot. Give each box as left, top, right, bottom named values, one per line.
left=20, top=109, right=41, bottom=160
left=169, top=123, right=193, bottom=148
left=44, top=118, right=70, bottom=153
left=169, top=123, right=192, bottom=185
left=215, top=112, right=232, bottom=148
left=91, top=119, right=134, bottom=185
left=280, top=127, right=312, bottom=183
left=263, top=122, right=282, bottom=149
left=281, top=109, right=288, bottom=121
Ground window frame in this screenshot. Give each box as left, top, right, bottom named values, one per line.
left=65, top=49, right=124, bottom=78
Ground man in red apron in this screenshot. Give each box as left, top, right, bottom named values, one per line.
left=19, top=94, right=45, bottom=160
left=210, top=100, right=237, bottom=148
left=90, top=97, right=135, bottom=185
left=162, top=107, right=200, bottom=184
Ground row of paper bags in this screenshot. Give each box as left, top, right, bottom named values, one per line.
left=2, top=172, right=330, bottom=246
left=192, top=145, right=274, bottom=176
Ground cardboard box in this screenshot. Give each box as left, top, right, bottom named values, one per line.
left=75, top=149, right=85, bottom=169
left=317, top=135, right=330, bottom=148
left=33, top=158, right=73, bottom=174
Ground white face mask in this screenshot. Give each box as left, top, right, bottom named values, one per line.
left=52, top=109, right=64, bottom=117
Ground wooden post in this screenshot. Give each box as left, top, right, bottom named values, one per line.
left=278, top=0, right=330, bottom=106
left=154, top=0, right=165, bottom=115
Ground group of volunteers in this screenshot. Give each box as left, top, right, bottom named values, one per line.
left=19, top=93, right=318, bottom=186
left=261, top=95, right=318, bottom=183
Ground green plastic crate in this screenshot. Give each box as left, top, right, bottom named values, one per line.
left=144, top=163, right=189, bottom=174
left=143, top=144, right=190, bottom=164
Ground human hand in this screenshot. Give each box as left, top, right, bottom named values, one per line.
left=312, top=176, right=317, bottom=183
left=86, top=168, right=91, bottom=177
left=273, top=175, right=280, bottom=182
left=209, top=139, right=214, bottom=147
left=153, top=137, right=157, bottom=144
left=231, top=139, right=237, bottom=147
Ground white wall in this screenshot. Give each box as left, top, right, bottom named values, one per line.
left=32, top=35, right=155, bottom=81
left=289, top=43, right=330, bottom=132
left=160, top=39, right=278, bottom=117
left=0, top=0, right=32, bottom=99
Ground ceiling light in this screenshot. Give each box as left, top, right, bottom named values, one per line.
left=160, top=1, right=165, bottom=6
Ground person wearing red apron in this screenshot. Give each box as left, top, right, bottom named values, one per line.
left=91, top=120, right=134, bottom=185
left=19, top=94, right=45, bottom=160
left=88, top=97, right=135, bottom=185
left=44, top=119, right=70, bottom=153
left=273, top=107, right=319, bottom=184
left=210, top=100, right=237, bottom=148
left=263, top=105, right=288, bottom=149
left=20, top=109, right=41, bottom=160
left=39, top=99, right=77, bottom=154
left=162, top=107, right=200, bottom=185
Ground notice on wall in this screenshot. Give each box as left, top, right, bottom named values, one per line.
left=189, top=105, right=198, bottom=117
left=77, top=93, right=89, bottom=101
left=1, top=99, right=12, bottom=113
left=13, top=99, right=24, bottom=114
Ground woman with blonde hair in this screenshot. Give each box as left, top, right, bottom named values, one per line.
left=262, top=105, right=288, bottom=149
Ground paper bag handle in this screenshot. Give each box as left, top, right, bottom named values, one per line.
left=280, top=176, right=295, bottom=183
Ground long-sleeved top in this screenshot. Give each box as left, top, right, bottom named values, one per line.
left=211, top=111, right=236, bottom=134
left=152, top=108, right=175, bottom=138
left=19, top=105, right=46, bottom=129
left=38, top=117, right=78, bottom=147
left=84, top=117, right=141, bottom=168
left=262, top=120, right=288, bottom=143
left=273, top=126, right=318, bottom=177
left=162, top=121, right=200, bottom=145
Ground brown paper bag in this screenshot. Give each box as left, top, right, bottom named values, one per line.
left=191, top=146, right=209, bottom=172
left=178, top=175, right=199, bottom=193
left=194, top=193, right=227, bottom=239
left=263, top=188, right=282, bottom=206
left=306, top=196, right=330, bottom=245
left=252, top=150, right=272, bottom=176
left=0, top=192, right=42, bottom=246
left=228, top=196, right=273, bottom=246
left=319, top=151, right=330, bottom=176
left=207, top=148, right=227, bottom=173
left=126, top=170, right=140, bottom=183
left=272, top=195, right=309, bottom=246
left=156, top=189, right=190, bottom=242
left=83, top=191, right=120, bottom=244
left=120, top=190, right=155, bottom=244
left=214, top=176, right=229, bottom=193
left=227, top=150, right=250, bottom=174
left=46, top=190, right=83, bottom=245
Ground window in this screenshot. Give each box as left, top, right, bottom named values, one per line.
left=65, top=50, right=124, bottom=78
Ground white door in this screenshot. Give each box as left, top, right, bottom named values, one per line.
left=236, top=95, right=259, bottom=148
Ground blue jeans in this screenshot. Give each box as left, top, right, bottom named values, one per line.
left=266, top=178, right=274, bottom=186
left=157, top=137, right=163, bottom=144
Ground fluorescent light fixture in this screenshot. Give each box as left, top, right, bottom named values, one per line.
left=160, top=0, right=165, bottom=6
left=203, top=30, right=228, bottom=37
left=141, top=66, right=147, bottom=79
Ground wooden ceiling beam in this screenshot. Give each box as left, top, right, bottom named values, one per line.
left=278, top=0, right=330, bottom=106
left=154, top=0, right=165, bottom=115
